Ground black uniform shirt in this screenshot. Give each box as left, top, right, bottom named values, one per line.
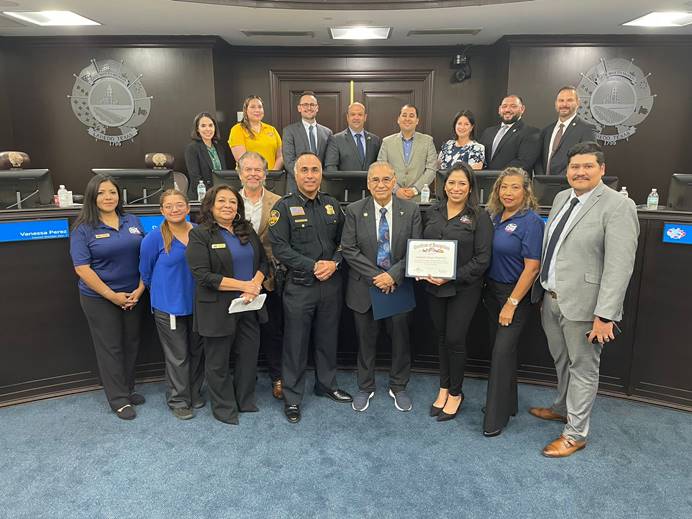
left=268, top=190, right=344, bottom=272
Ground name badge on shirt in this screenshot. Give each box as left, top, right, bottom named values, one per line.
left=95, top=233, right=110, bottom=239
left=325, top=204, right=335, bottom=215
left=211, top=243, right=226, bottom=249
left=290, top=206, right=305, bottom=216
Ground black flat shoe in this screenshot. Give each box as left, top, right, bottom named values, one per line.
left=116, top=404, right=136, bottom=420
left=483, top=429, right=503, bottom=437
left=314, top=388, right=353, bottom=403
left=430, top=405, right=444, bottom=417
left=128, top=393, right=145, bottom=405
left=284, top=404, right=301, bottom=423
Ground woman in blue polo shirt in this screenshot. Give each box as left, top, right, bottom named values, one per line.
left=483, top=167, right=544, bottom=437
left=70, top=174, right=145, bottom=420
left=139, top=189, right=204, bottom=420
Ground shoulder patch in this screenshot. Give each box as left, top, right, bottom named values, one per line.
left=269, top=209, right=280, bottom=227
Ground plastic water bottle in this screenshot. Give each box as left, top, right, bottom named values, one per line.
left=420, top=184, right=431, bottom=204
left=646, top=188, right=659, bottom=210
left=197, top=181, right=206, bottom=201
left=57, top=185, right=70, bottom=207
left=619, top=186, right=628, bottom=198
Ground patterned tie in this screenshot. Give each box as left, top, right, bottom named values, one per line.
left=308, top=125, right=317, bottom=154
left=491, top=124, right=510, bottom=160
left=546, top=123, right=565, bottom=175
left=376, top=207, right=391, bottom=270
left=355, top=133, right=366, bottom=166
left=540, top=197, right=580, bottom=284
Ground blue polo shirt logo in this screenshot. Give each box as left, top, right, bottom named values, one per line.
left=128, top=226, right=142, bottom=235
left=504, top=223, right=517, bottom=233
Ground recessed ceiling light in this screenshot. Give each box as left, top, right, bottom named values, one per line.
left=2, top=11, right=100, bottom=26
left=329, top=26, right=391, bottom=40
left=623, top=11, right=692, bottom=27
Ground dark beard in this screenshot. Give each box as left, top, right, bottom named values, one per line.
left=500, top=114, right=521, bottom=125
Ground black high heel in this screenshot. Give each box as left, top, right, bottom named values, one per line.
left=430, top=405, right=444, bottom=417
left=437, top=395, right=463, bottom=422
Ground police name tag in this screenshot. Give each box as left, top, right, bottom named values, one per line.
left=211, top=243, right=226, bottom=249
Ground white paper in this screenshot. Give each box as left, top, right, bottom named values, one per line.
left=228, top=293, right=266, bottom=314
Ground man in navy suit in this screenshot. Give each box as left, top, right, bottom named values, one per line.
left=479, top=95, right=540, bottom=173
left=325, top=102, right=381, bottom=172
left=282, top=91, right=333, bottom=192
left=535, top=86, right=597, bottom=176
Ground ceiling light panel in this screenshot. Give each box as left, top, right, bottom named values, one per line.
left=2, top=11, right=100, bottom=26
left=623, top=11, right=692, bottom=27
left=329, top=27, right=391, bottom=40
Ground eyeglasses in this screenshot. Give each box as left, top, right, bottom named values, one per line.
left=162, top=203, right=187, bottom=210
left=299, top=103, right=318, bottom=108
left=368, top=177, right=394, bottom=185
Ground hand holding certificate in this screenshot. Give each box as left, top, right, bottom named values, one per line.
left=405, top=239, right=457, bottom=280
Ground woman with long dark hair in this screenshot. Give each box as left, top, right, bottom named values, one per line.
left=185, top=185, right=268, bottom=425
left=70, top=174, right=146, bottom=420
left=139, top=189, right=205, bottom=420
left=482, top=168, right=543, bottom=436
left=184, top=111, right=229, bottom=198
left=438, top=110, right=485, bottom=170
left=422, top=162, right=493, bottom=421
left=228, top=95, right=283, bottom=170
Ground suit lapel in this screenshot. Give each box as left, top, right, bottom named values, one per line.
left=362, top=197, right=378, bottom=259
left=344, top=130, right=363, bottom=168
left=211, top=228, right=233, bottom=273
left=257, top=191, right=273, bottom=237
left=391, top=197, right=407, bottom=258
left=495, top=121, right=523, bottom=156
left=552, top=118, right=579, bottom=154
left=200, top=141, right=214, bottom=171
left=297, top=122, right=310, bottom=151
left=563, top=182, right=605, bottom=238
left=543, top=190, right=570, bottom=249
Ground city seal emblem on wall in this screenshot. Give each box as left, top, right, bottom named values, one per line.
left=577, top=58, right=655, bottom=145
left=67, top=59, right=153, bottom=146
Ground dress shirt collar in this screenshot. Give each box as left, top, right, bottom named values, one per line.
left=556, top=113, right=577, bottom=129
left=373, top=197, right=393, bottom=215
left=302, top=119, right=316, bottom=132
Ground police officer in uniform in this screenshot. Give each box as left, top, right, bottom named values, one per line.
left=268, top=152, right=353, bottom=423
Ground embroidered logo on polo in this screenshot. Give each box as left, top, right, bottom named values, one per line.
left=68, top=58, right=153, bottom=146
left=504, top=223, right=517, bottom=233
left=459, top=215, right=473, bottom=224
left=128, top=227, right=142, bottom=235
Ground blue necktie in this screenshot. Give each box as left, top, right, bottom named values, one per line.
left=308, top=125, right=317, bottom=154
left=540, top=197, right=580, bottom=284
left=355, top=133, right=366, bottom=165
left=377, top=207, right=391, bottom=270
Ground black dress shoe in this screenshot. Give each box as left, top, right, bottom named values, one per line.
left=430, top=405, right=444, bottom=417
left=128, top=393, right=145, bottom=406
left=483, top=429, right=503, bottom=437
left=284, top=404, right=301, bottom=423
left=314, top=388, right=353, bottom=403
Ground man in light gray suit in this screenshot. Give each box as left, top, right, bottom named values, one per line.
left=377, top=104, right=437, bottom=201
left=325, top=102, right=381, bottom=172
left=529, top=141, right=639, bottom=458
left=282, top=91, right=333, bottom=193
left=341, top=161, right=422, bottom=413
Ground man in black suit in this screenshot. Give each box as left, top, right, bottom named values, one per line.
left=479, top=95, right=540, bottom=173
left=282, top=91, right=333, bottom=193
left=535, top=86, right=597, bottom=176
left=341, top=161, right=422, bottom=413
left=325, top=102, right=381, bottom=172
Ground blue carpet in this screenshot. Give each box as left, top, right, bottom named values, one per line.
left=0, top=372, right=690, bottom=519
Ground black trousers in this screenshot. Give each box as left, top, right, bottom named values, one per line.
left=354, top=309, right=411, bottom=393
left=260, top=290, right=283, bottom=382
left=203, top=312, right=260, bottom=423
left=427, top=283, right=482, bottom=397
left=482, top=280, right=531, bottom=433
left=79, top=294, right=143, bottom=411
left=153, top=310, right=205, bottom=409
left=281, top=274, right=341, bottom=405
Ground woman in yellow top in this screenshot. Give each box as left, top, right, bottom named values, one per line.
left=228, top=95, right=283, bottom=170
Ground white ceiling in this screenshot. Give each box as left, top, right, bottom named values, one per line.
left=1, top=0, right=692, bottom=46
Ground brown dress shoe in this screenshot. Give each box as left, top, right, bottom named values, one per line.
left=542, top=435, right=586, bottom=458
left=529, top=407, right=568, bottom=423
left=272, top=379, right=284, bottom=400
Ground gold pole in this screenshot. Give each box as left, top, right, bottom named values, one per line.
left=350, top=80, right=354, bottom=104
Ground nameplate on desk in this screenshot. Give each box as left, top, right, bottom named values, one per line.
left=0, top=218, right=69, bottom=243
left=662, top=223, right=692, bottom=245
left=138, top=214, right=191, bottom=234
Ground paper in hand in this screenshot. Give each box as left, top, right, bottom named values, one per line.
left=228, top=293, right=266, bottom=314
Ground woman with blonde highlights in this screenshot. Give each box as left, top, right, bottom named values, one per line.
left=139, top=189, right=204, bottom=420
left=482, top=168, right=544, bottom=437
left=228, top=95, right=283, bottom=170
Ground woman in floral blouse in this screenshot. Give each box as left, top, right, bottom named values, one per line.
left=438, top=110, right=485, bottom=170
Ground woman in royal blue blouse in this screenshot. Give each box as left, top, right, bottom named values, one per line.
left=70, top=174, right=146, bottom=420
left=139, top=189, right=204, bottom=420
left=482, top=167, right=544, bottom=437
left=185, top=185, right=268, bottom=426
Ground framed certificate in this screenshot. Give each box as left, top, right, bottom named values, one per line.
left=405, top=239, right=457, bottom=280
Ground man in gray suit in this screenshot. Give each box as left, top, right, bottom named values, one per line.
left=529, top=141, right=639, bottom=458
left=377, top=104, right=437, bottom=201
left=282, top=91, right=333, bottom=193
left=325, top=102, right=381, bottom=172
left=535, top=86, right=596, bottom=176
left=341, top=161, right=422, bottom=412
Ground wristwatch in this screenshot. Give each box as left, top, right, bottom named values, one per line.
left=507, top=296, right=519, bottom=306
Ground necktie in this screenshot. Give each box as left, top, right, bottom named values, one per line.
left=308, top=125, right=317, bottom=154
left=491, top=124, right=510, bottom=159
left=355, top=133, right=366, bottom=165
left=546, top=123, right=565, bottom=175
left=540, top=197, right=580, bottom=284
left=376, top=207, right=391, bottom=270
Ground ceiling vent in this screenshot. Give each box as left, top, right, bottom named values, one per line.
left=407, top=28, right=482, bottom=36
left=241, top=30, right=314, bottom=38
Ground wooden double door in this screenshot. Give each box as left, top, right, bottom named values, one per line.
left=269, top=70, right=434, bottom=139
